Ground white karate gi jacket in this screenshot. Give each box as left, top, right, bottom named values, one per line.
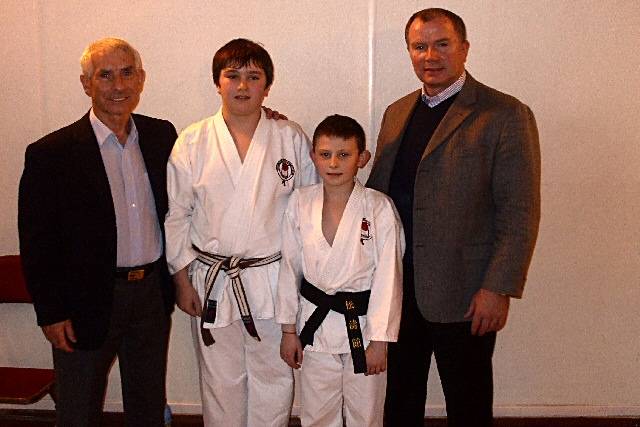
left=165, top=108, right=317, bottom=328
left=276, top=180, right=405, bottom=354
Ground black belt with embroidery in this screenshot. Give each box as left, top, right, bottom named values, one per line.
left=193, top=245, right=281, bottom=346
left=299, top=278, right=370, bottom=374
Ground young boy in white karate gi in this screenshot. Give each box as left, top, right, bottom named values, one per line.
left=276, top=115, right=404, bottom=426
left=165, top=38, right=317, bottom=427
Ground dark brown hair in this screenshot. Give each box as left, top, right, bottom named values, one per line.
left=312, top=114, right=366, bottom=153
left=211, top=38, right=274, bottom=88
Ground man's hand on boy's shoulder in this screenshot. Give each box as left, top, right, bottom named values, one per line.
left=280, top=328, right=303, bottom=369
left=262, top=106, right=288, bottom=121
left=365, top=340, right=388, bottom=375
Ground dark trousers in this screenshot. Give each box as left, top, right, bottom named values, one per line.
left=384, top=295, right=496, bottom=427
left=53, top=269, right=170, bottom=427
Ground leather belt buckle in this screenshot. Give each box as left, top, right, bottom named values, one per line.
left=127, top=269, right=145, bottom=281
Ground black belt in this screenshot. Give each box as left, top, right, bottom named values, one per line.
left=193, top=245, right=281, bottom=347
left=299, top=278, right=370, bottom=374
left=115, top=260, right=157, bottom=281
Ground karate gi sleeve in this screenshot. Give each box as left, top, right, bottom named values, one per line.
left=275, top=191, right=304, bottom=325
left=363, top=197, right=405, bottom=342
left=164, top=134, right=198, bottom=274
left=295, top=127, right=319, bottom=187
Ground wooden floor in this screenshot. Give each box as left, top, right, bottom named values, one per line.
left=0, top=409, right=639, bottom=426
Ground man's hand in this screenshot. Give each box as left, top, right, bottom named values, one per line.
left=464, top=288, right=510, bottom=336
left=42, top=319, right=76, bottom=352
left=365, top=340, right=388, bottom=375
left=173, top=267, right=202, bottom=317
left=280, top=327, right=303, bottom=369
left=262, top=106, right=288, bottom=121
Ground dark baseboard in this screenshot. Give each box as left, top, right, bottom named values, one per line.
left=1, top=409, right=638, bottom=426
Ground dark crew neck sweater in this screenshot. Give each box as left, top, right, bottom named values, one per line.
left=388, top=94, right=458, bottom=268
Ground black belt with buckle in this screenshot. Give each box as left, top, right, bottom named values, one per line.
left=115, top=260, right=157, bottom=281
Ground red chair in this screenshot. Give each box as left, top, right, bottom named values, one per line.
left=0, top=255, right=56, bottom=404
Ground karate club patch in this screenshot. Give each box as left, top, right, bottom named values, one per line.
left=276, top=158, right=295, bottom=186
left=360, top=217, right=372, bottom=245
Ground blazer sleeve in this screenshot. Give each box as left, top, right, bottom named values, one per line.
left=18, top=143, right=69, bottom=326
left=483, top=102, right=541, bottom=297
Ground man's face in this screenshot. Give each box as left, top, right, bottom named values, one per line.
left=80, top=47, right=145, bottom=125
left=407, top=16, right=469, bottom=96
left=216, top=62, right=270, bottom=119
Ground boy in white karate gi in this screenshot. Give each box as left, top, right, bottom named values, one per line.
left=165, top=39, right=317, bottom=427
left=276, top=115, right=404, bottom=426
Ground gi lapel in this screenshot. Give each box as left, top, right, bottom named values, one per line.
left=217, top=110, right=270, bottom=254
left=317, top=181, right=365, bottom=292
left=421, top=75, right=478, bottom=161
left=213, top=109, right=244, bottom=188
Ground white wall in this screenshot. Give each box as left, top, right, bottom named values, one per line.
left=1, top=0, right=638, bottom=418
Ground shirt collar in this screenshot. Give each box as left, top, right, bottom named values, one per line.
left=89, top=109, right=138, bottom=147
left=421, top=71, right=466, bottom=108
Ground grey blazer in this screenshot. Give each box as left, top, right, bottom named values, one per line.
left=367, top=74, right=541, bottom=322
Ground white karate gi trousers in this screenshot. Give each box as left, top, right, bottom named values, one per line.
left=192, top=318, right=294, bottom=427
left=300, top=351, right=386, bottom=427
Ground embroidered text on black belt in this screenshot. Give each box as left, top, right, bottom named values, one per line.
left=299, top=278, right=370, bottom=374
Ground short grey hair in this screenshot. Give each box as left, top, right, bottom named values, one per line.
left=80, top=37, right=143, bottom=77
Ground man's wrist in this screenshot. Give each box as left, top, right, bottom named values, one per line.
left=281, top=324, right=296, bottom=334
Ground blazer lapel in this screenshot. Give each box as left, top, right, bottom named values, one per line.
left=368, top=90, right=421, bottom=193
left=381, top=90, right=421, bottom=163
left=70, top=112, right=114, bottom=214
left=132, top=114, right=166, bottom=200
left=422, top=74, right=478, bottom=160
left=136, top=115, right=158, bottom=189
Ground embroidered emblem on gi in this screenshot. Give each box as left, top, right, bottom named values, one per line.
left=276, top=158, right=295, bottom=186
left=360, top=218, right=372, bottom=245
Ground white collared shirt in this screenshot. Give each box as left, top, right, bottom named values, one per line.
left=90, top=109, right=162, bottom=267
left=421, top=71, right=466, bottom=107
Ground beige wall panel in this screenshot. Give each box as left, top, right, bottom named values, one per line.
left=1, top=0, right=639, bottom=418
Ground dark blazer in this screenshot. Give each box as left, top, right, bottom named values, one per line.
left=367, top=74, right=541, bottom=322
left=18, top=112, right=177, bottom=349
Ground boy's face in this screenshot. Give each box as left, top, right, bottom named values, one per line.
left=216, top=61, right=270, bottom=118
left=312, top=135, right=371, bottom=190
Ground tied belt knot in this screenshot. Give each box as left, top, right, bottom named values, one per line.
left=299, top=278, right=370, bottom=374
left=193, top=245, right=281, bottom=346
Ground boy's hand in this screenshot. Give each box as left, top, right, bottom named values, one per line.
left=173, top=267, right=202, bottom=317
left=280, top=330, right=303, bottom=369
left=262, top=106, right=288, bottom=121
left=365, top=341, right=387, bottom=375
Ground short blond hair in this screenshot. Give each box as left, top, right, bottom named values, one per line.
left=80, top=37, right=143, bottom=77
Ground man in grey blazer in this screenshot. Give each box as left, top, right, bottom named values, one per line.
left=366, top=8, right=540, bottom=427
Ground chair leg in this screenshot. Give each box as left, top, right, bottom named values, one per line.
left=48, top=382, right=57, bottom=403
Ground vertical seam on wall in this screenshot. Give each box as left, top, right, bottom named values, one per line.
left=35, top=0, right=46, bottom=135
left=367, top=0, right=375, bottom=146
left=365, top=0, right=376, bottom=179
